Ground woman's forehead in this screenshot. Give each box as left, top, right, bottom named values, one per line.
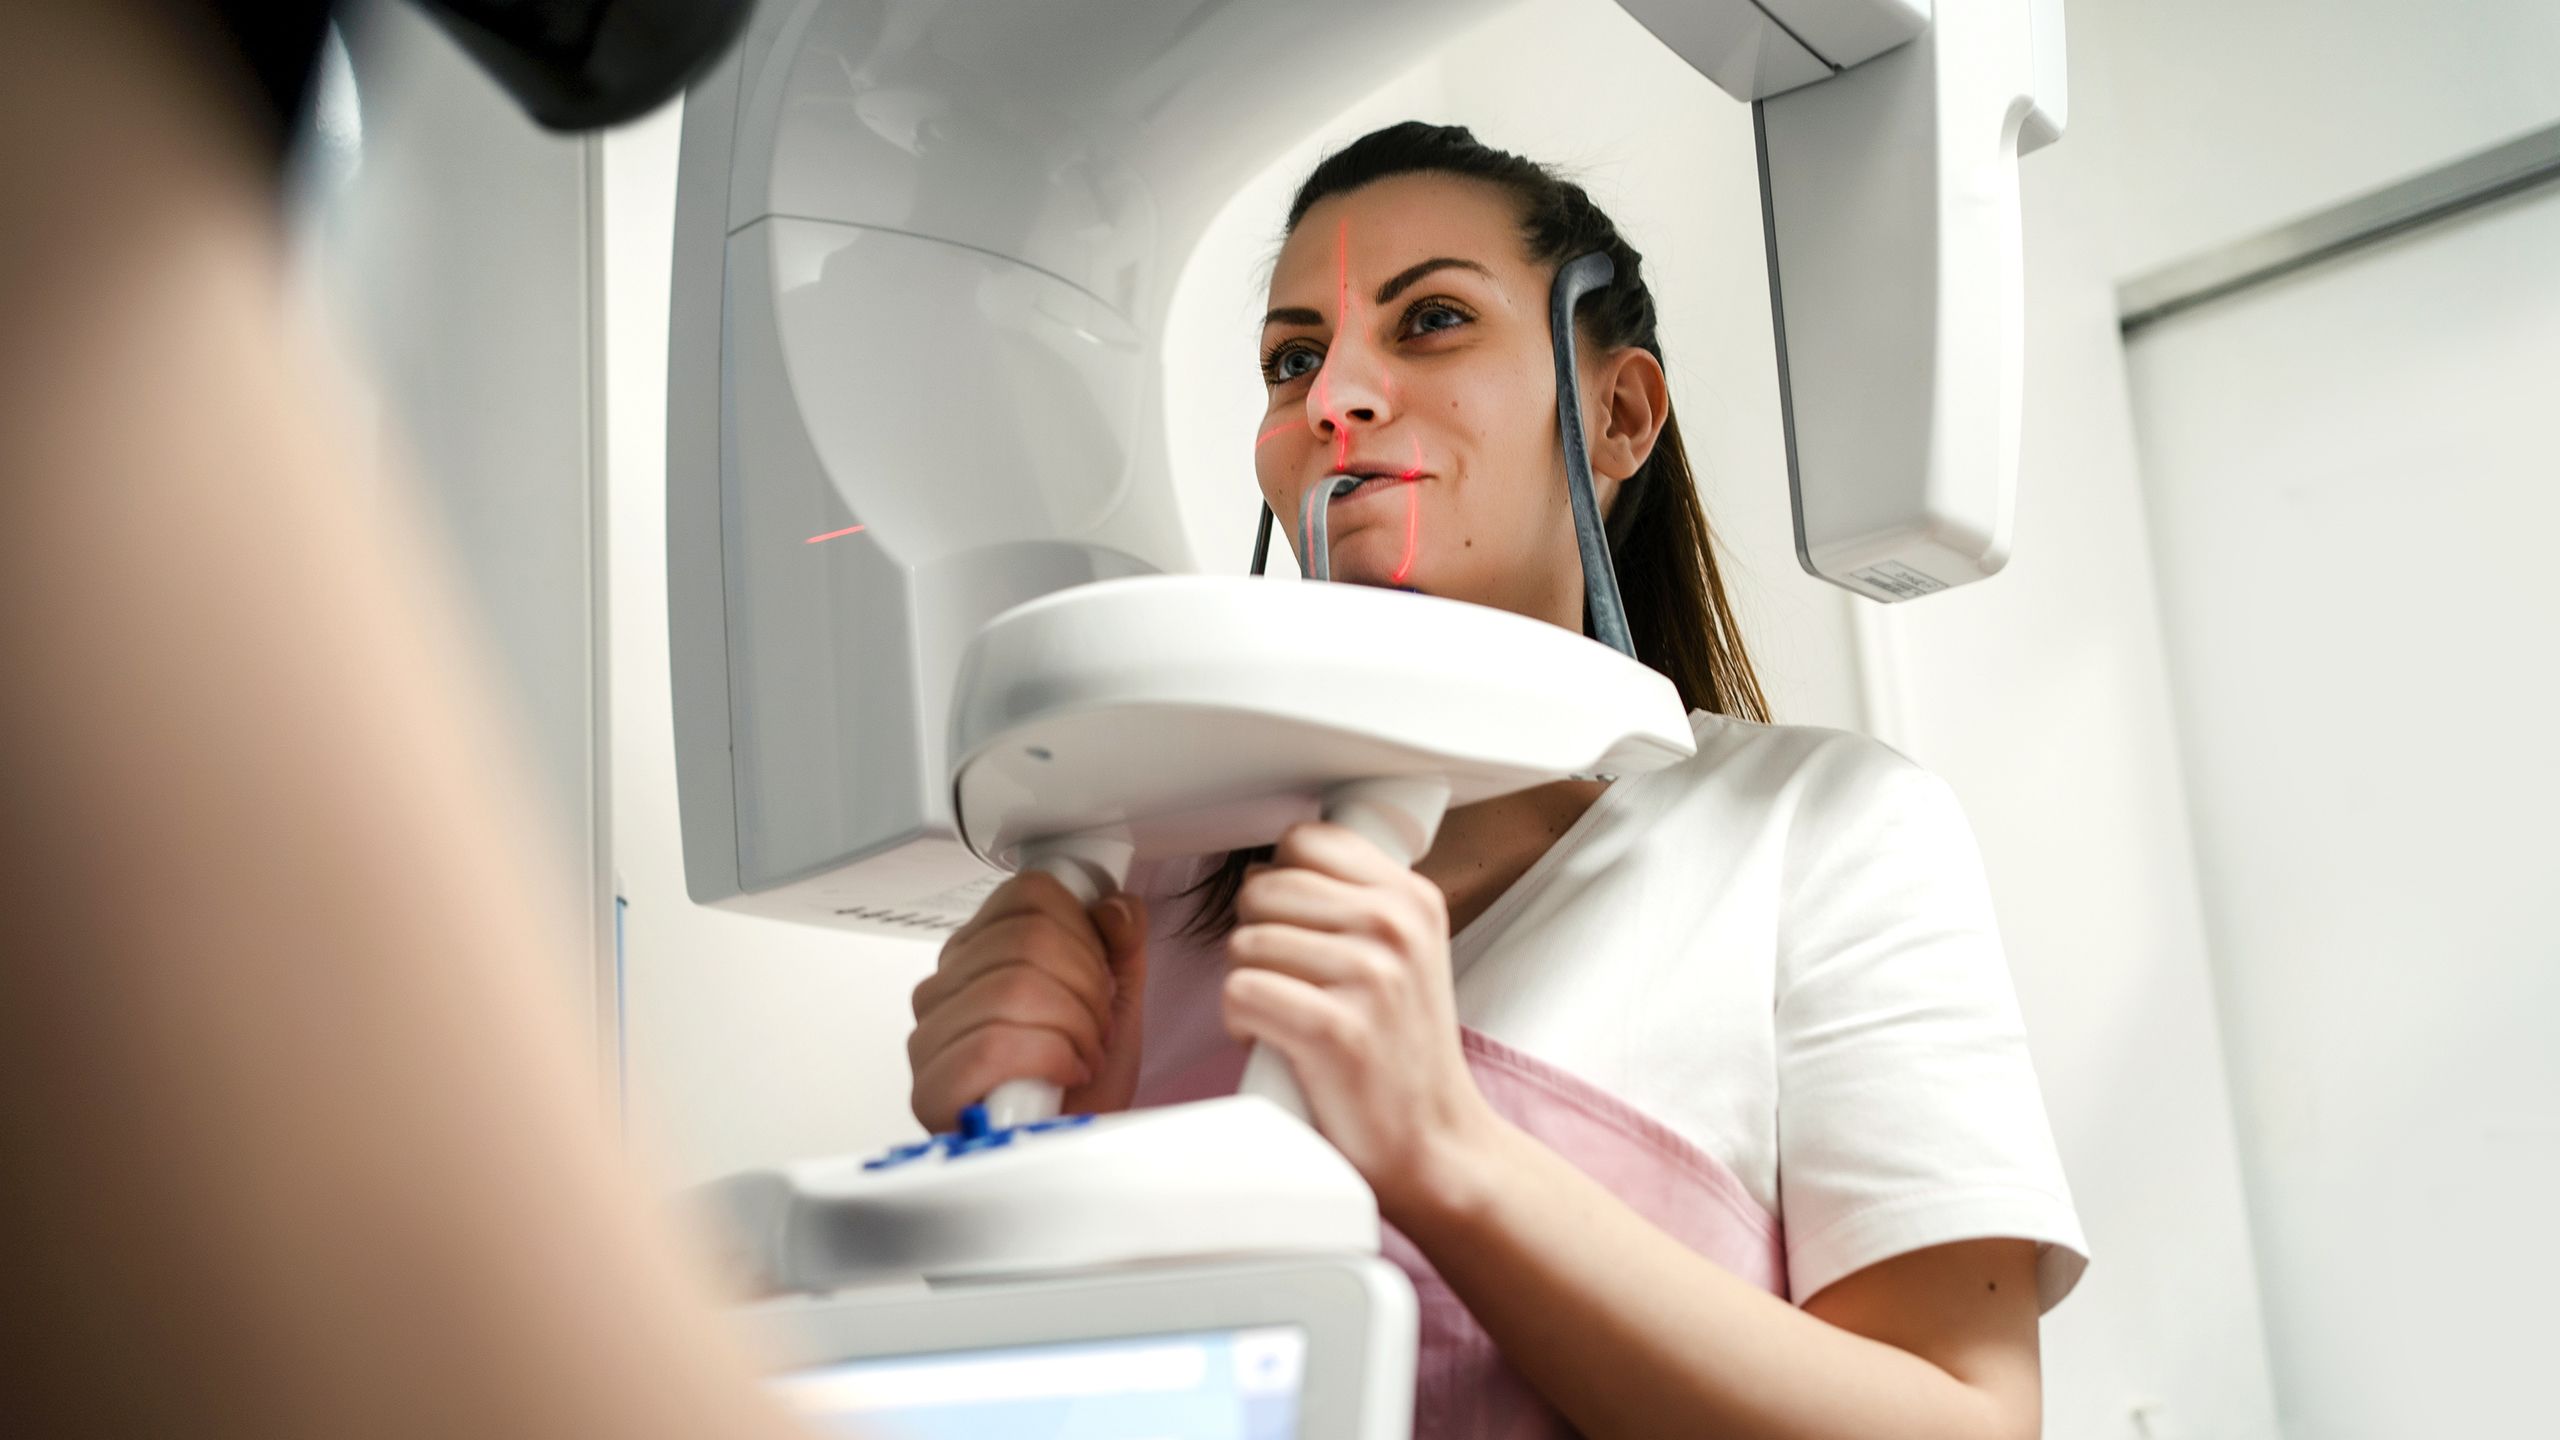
left=1271, top=174, right=1529, bottom=299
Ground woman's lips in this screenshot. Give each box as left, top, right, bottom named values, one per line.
left=1326, top=474, right=1425, bottom=506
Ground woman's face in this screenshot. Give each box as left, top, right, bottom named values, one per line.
left=1255, top=172, right=1664, bottom=631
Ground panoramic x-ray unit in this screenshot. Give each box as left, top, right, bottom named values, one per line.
left=671, top=0, right=2063, bottom=1432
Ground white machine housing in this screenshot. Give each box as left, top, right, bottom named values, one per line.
left=684, top=571, right=1700, bottom=1295
left=751, top=1255, right=1418, bottom=1438
left=667, top=0, right=2066, bottom=936
left=706, top=1096, right=1377, bottom=1292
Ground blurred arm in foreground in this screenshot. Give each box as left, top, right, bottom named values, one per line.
left=0, top=3, right=810, bottom=1435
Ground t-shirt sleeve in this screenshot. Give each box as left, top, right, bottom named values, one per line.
left=1772, top=736, right=2090, bottom=1314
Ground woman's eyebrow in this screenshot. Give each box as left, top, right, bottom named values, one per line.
left=1376, top=255, right=1491, bottom=306
left=1260, top=255, right=1494, bottom=329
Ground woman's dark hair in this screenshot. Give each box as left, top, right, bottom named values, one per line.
left=1173, top=120, right=1771, bottom=945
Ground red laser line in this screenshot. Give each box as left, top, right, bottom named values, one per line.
left=1255, top=421, right=1294, bottom=451
left=1390, top=435, right=1425, bottom=584
left=1391, top=481, right=1421, bottom=584
left=805, top=525, right=867, bottom=544
left=1330, top=216, right=1351, bottom=471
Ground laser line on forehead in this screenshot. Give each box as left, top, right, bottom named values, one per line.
left=1323, top=215, right=1351, bottom=469
left=1264, top=218, right=1437, bottom=592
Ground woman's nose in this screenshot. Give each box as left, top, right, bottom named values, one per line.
left=1305, top=333, right=1394, bottom=439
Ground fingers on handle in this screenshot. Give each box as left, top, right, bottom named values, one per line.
left=1096, top=892, right=1149, bottom=989
left=940, top=869, right=1105, bottom=962
left=906, top=963, right=1107, bottom=1077
left=1220, top=967, right=1367, bottom=1077
left=909, top=1024, right=1090, bottom=1135
left=1225, top=922, right=1388, bottom=992
left=913, top=910, right=1112, bottom=1032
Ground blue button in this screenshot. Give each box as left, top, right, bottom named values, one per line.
left=957, top=1103, right=994, bottom=1140
left=862, top=1145, right=932, bottom=1172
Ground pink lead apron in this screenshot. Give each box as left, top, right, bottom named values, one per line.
left=1138, top=1028, right=1789, bottom=1440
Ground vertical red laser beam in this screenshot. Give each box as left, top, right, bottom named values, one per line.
left=1390, top=486, right=1420, bottom=585
left=1330, top=216, right=1352, bottom=472
left=1313, top=347, right=1333, bottom=442
left=1390, top=435, right=1425, bottom=584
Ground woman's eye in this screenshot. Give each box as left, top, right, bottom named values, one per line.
left=1406, top=300, right=1471, bottom=337
left=1265, top=344, right=1322, bottom=384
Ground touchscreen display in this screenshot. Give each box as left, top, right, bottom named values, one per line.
left=771, top=1325, right=1307, bottom=1440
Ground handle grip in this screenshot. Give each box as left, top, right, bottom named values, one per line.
left=1237, top=776, right=1451, bottom=1123
left=979, top=834, right=1132, bottom=1129
left=977, top=778, right=1448, bottom=1132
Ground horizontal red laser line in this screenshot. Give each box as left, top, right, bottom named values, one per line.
left=805, top=525, right=867, bottom=544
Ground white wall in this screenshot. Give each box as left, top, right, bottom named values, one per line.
left=2072, top=3, right=2560, bottom=1436
left=2126, top=184, right=2560, bottom=1440
left=2063, top=0, right=2560, bottom=279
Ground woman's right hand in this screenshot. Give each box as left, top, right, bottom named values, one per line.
left=906, top=870, right=1151, bottom=1132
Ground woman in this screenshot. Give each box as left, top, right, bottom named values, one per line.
left=909, top=121, right=2088, bottom=1439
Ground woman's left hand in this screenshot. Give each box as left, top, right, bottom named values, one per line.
left=1221, top=819, right=1503, bottom=1221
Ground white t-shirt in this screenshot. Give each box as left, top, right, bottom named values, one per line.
left=1131, top=709, right=2090, bottom=1313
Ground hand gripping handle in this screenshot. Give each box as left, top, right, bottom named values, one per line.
left=1235, top=776, right=1452, bottom=1123
left=978, top=834, right=1133, bottom=1129
left=977, top=777, right=1450, bottom=1132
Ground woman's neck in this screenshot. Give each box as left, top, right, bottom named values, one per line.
left=1415, top=777, right=1611, bottom=937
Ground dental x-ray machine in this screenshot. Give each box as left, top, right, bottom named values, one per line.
left=670, top=1, right=2062, bottom=1432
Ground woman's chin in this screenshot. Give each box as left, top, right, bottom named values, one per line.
left=1323, top=560, right=1425, bottom=593
left=1315, top=541, right=1427, bottom=591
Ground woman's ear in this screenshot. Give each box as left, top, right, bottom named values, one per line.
left=1588, top=346, right=1669, bottom=490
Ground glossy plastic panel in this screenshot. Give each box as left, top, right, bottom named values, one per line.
left=1612, top=0, right=1833, bottom=97
left=1757, top=0, right=2061, bottom=600
left=718, top=217, right=1162, bottom=898
left=1761, top=0, right=1929, bottom=71
left=746, top=1256, right=1417, bottom=1440
left=670, top=0, right=1505, bottom=931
